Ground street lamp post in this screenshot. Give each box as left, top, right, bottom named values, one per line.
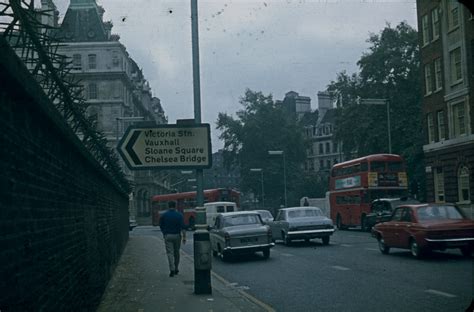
left=115, top=116, right=145, bottom=142
left=358, top=98, right=391, bottom=154
left=268, top=150, right=287, bottom=207
left=250, top=168, right=265, bottom=208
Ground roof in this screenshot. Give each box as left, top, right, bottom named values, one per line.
left=220, top=211, right=260, bottom=217
left=332, top=154, right=404, bottom=169
left=320, top=108, right=337, bottom=124
left=204, top=201, right=236, bottom=206
left=280, top=206, right=322, bottom=211
left=56, top=0, right=108, bottom=42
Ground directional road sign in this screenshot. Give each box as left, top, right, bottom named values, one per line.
left=117, top=124, right=212, bottom=170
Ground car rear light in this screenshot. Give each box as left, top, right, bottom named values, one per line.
left=267, top=227, right=272, bottom=240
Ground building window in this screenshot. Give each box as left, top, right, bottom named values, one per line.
left=434, top=168, right=445, bottom=203
left=319, top=143, right=324, bottom=154
left=449, top=48, right=462, bottom=84
left=88, top=54, right=97, bottom=69
left=437, top=111, right=445, bottom=141
left=422, top=14, right=430, bottom=46
left=89, top=83, right=98, bottom=99
left=112, top=51, right=120, bottom=67
left=427, top=113, right=435, bottom=143
left=326, top=160, right=331, bottom=169
left=458, top=166, right=470, bottom=202
left=448, top=2, right=459, bottom=30
left=424, top=63, right=433, bottom=95
left=72, top=54, right=82, bottom=70
left=434, top=58, right=442, bottom=91
left=452, top=101, right=466, bottom=137
left=431, top=8, right=440, bottom=41
left=320, top=160, right=324, bottom=169
left=333, top=143, right=338, bottom=153
left=325, top=142, right=330, bottom=154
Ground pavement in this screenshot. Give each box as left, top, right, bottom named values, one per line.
left=97, top=227, right=274, bottom=312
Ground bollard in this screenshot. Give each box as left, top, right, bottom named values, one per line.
left=194, top=207, right=212, bottom=294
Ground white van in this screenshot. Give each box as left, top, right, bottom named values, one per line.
left=204, top=201, right=238, bottom=226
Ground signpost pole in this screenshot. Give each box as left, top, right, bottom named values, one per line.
left=191, top=0, right=212, bottom=295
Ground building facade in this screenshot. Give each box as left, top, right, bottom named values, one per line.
left=304, top=92, right=344, bottom=178
left=41, top=0, right=171, bottom=221
left=417, top=0, right=473, bottom=217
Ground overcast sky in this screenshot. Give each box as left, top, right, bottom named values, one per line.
left=53, top=0, right=418, bottom=151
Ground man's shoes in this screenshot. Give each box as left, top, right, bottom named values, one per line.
left=174, top=270, right=179, bottom=275
left=169, top=271, right=175, bottom=277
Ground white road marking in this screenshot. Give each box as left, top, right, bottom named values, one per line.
left=332, top=266, right=350, bottom=271
left=425, top=289, right=457, bottom=298
left=340, top=244, right=352, bottom=247
left=365, top=248, right=379, bottom=251
left=280, top=253, right=294, bottom=257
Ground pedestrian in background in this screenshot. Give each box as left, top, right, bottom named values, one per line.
left=159, top=201, right=186, bottom=277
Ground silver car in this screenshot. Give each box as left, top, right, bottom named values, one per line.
left=210, top=211, right=274, bottom=261
left=269, top=207, right=335, bottom=245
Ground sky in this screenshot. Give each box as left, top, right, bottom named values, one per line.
left=52, top=0, right=418, bottom=151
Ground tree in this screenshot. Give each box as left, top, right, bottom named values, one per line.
left=216, top=89, right=308, bottom=207
left=328, top=22, right=425, bottom=200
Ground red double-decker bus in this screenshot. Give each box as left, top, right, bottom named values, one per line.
left=151, top=188, right=240, bottom=229
left=329, top=154, right=408, bottom=230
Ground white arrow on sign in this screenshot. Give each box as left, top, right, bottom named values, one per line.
left=117, top=124, right=212, bottom=170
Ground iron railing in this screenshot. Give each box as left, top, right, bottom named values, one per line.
left=0, top=0, right=131, bottom=193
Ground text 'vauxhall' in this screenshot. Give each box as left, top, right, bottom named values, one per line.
left=118, top=125, right=212, bottom=169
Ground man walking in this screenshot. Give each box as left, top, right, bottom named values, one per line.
left=159, top=201, right=186, bottom=277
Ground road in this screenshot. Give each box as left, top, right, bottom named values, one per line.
left=136, top=227, right=473, bottom=312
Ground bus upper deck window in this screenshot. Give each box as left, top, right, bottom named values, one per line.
left=370, top=161, right=385, bottom=172
left=388, top=161, right=403, bottom=171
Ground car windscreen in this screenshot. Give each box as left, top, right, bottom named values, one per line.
left=258, top=211, right=273, bottom=219
left=416, top=206, right=464, bottom=221
left=223, top=214, right=261, bottom=226
left=288, top=208, right=322, bottom=218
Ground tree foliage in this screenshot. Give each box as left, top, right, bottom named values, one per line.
left=328, top=22, right=425, bottom=199
left=216, top=89, right=308, bottom=207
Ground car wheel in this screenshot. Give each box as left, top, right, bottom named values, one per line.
left=282, top=232, right=291, bottom=245
left=262, top=248, right=270, bottom=259
left=322, top=236, right=330, bottom=245
left=188, top=217, right=196, bottom=230
left=219, top=249, right=229, bottom=262
left=410, top=239, right=424, bottom=259
left=460, top=246, right=472, bottom=257
left=361, top=215, right=368, bottom=232
left=378, top=236, right=390, bottom=254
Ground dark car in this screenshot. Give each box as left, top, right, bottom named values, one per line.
left=371, top=204, right=474, bottom=258
left=268, top=207, right=334, bottom=245
left=364, top=197, right=420, bottom=231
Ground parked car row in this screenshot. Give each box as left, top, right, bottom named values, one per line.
left=209, top=206, right=335, bottom=261
left=207, top=202, right=473, bottom=261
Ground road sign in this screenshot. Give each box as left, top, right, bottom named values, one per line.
left=117, top=124, right=212, bottom=170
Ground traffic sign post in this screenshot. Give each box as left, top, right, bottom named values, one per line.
left=117, top=123, right=212, bottom=170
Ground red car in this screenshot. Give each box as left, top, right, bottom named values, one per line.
left=371, top=204, right=474, bottom=258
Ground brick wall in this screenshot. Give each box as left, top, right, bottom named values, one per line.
left=0, top=38, right=129, bottom=311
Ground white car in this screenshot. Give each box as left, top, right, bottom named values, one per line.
left=210, top=211, right=274, bottom=261
left=268, top=207, right=335, bottom=245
